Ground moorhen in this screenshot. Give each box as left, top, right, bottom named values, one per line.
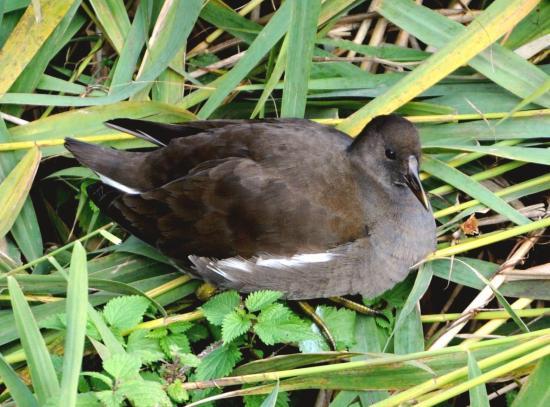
left=65, top=115, right=436, bottom=299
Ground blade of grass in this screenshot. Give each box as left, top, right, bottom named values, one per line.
left=59, top=242, right=88, bottom=406
left=376, top=0, right=550, bottom=108
left=0, top=0, right=79, bottom=94
left=281, top=0, right=321, bottom=118
left=337, top=0, right=542, bottom=136
left=194, top=1, right=291, bottom=118
left=7, top=276, right=60, bottom=404
left=512, top=355, right=550, bottom=407
left=0, top=146, right=41, bottom=239
left=0, top=354, right=38, bottom=406
left=88, top=0, right=130, bottom=53
left=422, top=156, right=531, bottom=226
left=467, top=352, right=490, bottom=407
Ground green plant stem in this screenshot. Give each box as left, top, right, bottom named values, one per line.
left=416, top=343, right=550, bottom=407
left=121, top=310, right=204, bottom=335
left=372, top=334, right=550, bottom=407
left=421, top=308, right=550, bottom=323
left=431, top=217, right=550, bottom=258
left=181, top=329, right=550, bottom=390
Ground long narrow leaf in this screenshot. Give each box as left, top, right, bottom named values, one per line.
left=0, top=354, right=38, bottom=407
left=8, top=276, right=60, bottom=404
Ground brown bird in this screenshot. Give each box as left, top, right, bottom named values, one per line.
left=65, top=115, right=435, bottom=299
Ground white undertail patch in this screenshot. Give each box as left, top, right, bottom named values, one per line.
left=99, top=174, right=141, bottom=195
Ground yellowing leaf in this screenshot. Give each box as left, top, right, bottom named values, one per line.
left=337, top=0, right=541, bottom=136
left=0, top=147, right=41, bottom=239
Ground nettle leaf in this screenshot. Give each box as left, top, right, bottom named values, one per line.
left=168, top=321, right=193, bottom=334
left=159, top=333, right=191, bottom=356
left=201, top=290, right=241, bottom=325
left=179, top=353, right=202, bottom=368
left=103, top=354, right=141, bottom=381
left=187, top=323, right=209, bottom=342
left=245, top=290, right=284, bottom=312
left=254, top=304, right=316, bottom=345
left=126, top=330, right=164, bottom=364
left=103, top=295, right=150, bottom=331
left=147, top=327, right=168, bottom=339
left=195, top=343, right=242, bottom=380
left=317, top=305, right=356, bottom=350
left=96, top=389, right=125, bottom=407
left=119, top=379, right=172, bottom=407
left=167, top=379, right=189, bottom=403
left=222, top=311, right=252, bottom=343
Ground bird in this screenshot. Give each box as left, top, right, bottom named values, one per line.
left=64, top=115, right=436, bottom=300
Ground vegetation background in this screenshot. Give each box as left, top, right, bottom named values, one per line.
left=0, top=0, right=548, bottom=406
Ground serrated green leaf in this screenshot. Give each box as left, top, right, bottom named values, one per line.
left=103, top=353, right=141, bottom=380
left=95, top=389, right=125, bottom=407
left=159, top=333, right=190, bottom=356
left=222, top=311, right=252, bottom=344
left=167, top=379, right=189, bottom=403
left=103, top=295, right=150, bottom=331
left=126, top=330, right=164, bottom=364
left=195, top=344, right=242, bottom=381
left=255, top=304, right=316, bottom=345
left=245, top=290, right=284, bottom=313
left=119, top=379, right=172, bottom=407
left=201, top=290, right=241, bottom=326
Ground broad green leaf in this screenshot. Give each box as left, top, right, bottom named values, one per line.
left=88, top=304, right=125, bottom=356
left=8, top=276, right=60, bottom=404
left=0, top=0, right=79, bottom=94
left=512, top=356, right=550, bottom=407
left=60, top=242, right=88, bottom=407
left=281, top=0, right=321, bottom=118
left=222, top=311, right=252, bottom=343
left=337, top=0, right=542, bottom=136
left=422, top=156, right=531, bottom=226
left=104, top=353, right=141, bottom=380
left=394, top=304, right=424, bottom=354
left=255, top=304, right=316, bottom=345
left=103, top=295, right=150, bottom=331
left=119, top=379, right=172, bottom=407
left=0, top=146, right=41, bottom=238
left=201, top=290, right=241, bottom=326
left=245, top=290, right=284, bottom=313
left=467, top=352, right=490, bottom=407
left=195, top=343, right=242, bottom=380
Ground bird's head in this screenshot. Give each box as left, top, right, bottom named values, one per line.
left=348, top=114, right=430, bottom=211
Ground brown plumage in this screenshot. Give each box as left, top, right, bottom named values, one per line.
left=65, top=115, right=436, bottom=299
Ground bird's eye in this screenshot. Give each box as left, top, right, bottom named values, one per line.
left=385, top=149, right=396, bottom=160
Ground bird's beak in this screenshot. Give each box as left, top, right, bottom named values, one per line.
left=405, top=156, right=430, bottom=211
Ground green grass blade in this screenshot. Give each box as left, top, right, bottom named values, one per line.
left=424, top=144, right=550, bottom=166
left=512, top=356, right=550, bottom=407
left=376, top=0, right=550, bottom=108
left=0, top=0, right=79, bottom=94
left=467, top=352, right=490, bottom=407
left=395, top=305, right=424, bottom=354
left=281, top=0, right=321, bottom=118
left=59, top=242, right=88, bottom=406
left=337, top=0, right=542, bottom=136
left=422, top=156, right=531, bottom=226
left=7, top=276, right=60, bottom=404
left=196, top=1, right=291, bottom=118
left=0, top=146, right=41, bottom=239
left=88, top=0, right=130, bottom=53
left=0, top=354, right=38, bottom=406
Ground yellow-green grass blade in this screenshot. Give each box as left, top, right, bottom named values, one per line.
left=7, top=276, right=59, bottom=404
left=0, top=353, right=38, bottom=406
left=422, top=156, right=531, bottom=226
left=512, top=355, right=550, bottom=407
left=0, top=146, right=41, bottom=239
left=337, top=0, right=542, bottom=136
left=466, top=352, right=490, bottom=407
left=375, top=0, right=550, bottom=108
left=88, top=0, right=130, bottom=53
left=281, top=0, right=321, bottom=118
left=195, top=1, right=292, bottom=118
left=424, top=144, right=550, bottom=166
left=0, top=119, right=43, bottom=262
left=59, top=242, right=88, bottom=406
left=0, top=0, right=79, bottom=94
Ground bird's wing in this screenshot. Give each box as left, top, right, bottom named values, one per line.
left=89, top=155, right=357, bottom=260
